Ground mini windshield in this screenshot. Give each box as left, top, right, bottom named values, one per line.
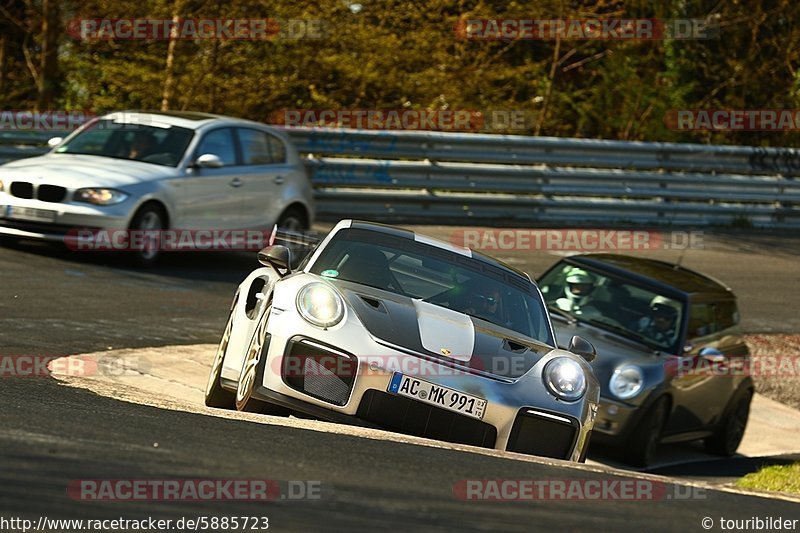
left=539, top=263, right=685, bottom=353
left=55, top=119, right=194, bottom=167
left=309, top=228, right=554, bottom=344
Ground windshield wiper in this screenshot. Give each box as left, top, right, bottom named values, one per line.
left=546, top=304, right=577, bottom=325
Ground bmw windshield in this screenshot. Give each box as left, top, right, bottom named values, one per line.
left=55, top=119, right=194, bottom=167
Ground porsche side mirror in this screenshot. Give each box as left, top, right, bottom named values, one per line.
left=258, top=245, right=292, bottom=277
left=568, top=335, right=596, bottom=363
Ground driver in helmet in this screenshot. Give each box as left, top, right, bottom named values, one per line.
left=637, top=295, right=681, bottom=346
left=555, top=268, right=600, bottom=317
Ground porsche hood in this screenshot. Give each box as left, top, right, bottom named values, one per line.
left=334, top=280, right=553, bottom=380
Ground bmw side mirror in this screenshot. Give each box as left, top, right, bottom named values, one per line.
left=568, top=335, right=596, bottom=362
left=195, top=153, right=224, bottom=168
left=47, top=137, right=63, bottom=148
left=258, top=245, right=292, bottom=277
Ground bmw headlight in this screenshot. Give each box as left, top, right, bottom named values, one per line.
left=296, top=282, right=344, bottom=328
left=609, top=365, right=644, bottom=400
left=74, top=188, right=129, bottom=205
left=543, top=357, right=586, bottom=401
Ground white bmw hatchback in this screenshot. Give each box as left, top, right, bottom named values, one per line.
left=0, top=111, right=314, bottom=265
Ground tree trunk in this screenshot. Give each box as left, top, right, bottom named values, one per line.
left=160, top=1, right=185, bottom=111
left=0, top=35, right=7, bottom=94
left=36, top=0, right=60, bottom=111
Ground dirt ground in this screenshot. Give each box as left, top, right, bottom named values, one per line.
left=745, top=334, right=800, bottom=410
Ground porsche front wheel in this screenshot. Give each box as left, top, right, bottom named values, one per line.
left=205, top=307, right=236, bottom=408
left=235, top=305, right=289, bottom=415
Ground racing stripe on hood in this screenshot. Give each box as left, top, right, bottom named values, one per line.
left=412, top=299, right=474, bottom=361
left=335, top=280, right=551, bottom=379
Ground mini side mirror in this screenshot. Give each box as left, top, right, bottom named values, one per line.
left=195, top=153, right=224, bottom=168
left=699, top=346, right=726, bottom=364
left=568, top=335, right=596, bottom=363
left=258, top=245, right=292, bottom=276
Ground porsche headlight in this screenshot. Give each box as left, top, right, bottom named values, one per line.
left=609, top=365, right=644, bottom=400
left=296, top=282, right=344, bottom=328
left=543, top=357, right=586, bottom=401
left=74, top=188, right=129, bottom=205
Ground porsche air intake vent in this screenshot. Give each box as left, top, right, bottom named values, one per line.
left=505, top=408, right=579, bottom=460
left=281, top=337, right=356, bottom=406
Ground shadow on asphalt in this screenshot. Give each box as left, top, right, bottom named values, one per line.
left=2, top=238, right=263, bottom=283
left=648, top=454, right=800, bottom=483
left=589, top=441, right=800, bottom=484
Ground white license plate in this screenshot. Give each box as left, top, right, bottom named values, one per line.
left=388, top=373, right=487, bottom=420
left=6, top=206, right=57, bottom=223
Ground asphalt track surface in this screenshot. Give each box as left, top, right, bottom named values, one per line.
left=2, top=227, right=800, bottom=531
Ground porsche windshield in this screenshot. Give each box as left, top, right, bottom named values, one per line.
left=538, top=263, right=685, bottom=353
left=55, top=119, right=194, bottom=167
left=309, top=228, right=553, bottom=344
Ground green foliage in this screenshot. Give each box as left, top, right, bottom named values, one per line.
left=737, top=462, right=800, bottom=495
left=2, top=0, right=799, bottom=145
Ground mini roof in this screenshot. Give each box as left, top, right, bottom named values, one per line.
left=566, top=253, right=732, bottom=296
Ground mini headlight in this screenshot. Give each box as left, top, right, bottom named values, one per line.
left=74, top=188, right=128, bottom=205
left=296, top=282, right=344, bottom=328
left=609, top=365, right=644, bottom=400
left=543, top=357, right=587, bottom=401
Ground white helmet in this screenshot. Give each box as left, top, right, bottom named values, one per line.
left=565, top=268, right=596, bottom=307
left=649, top=295, right=681, bottom=325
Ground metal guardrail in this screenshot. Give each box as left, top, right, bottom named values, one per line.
left=1, top=125, right=798, bottom=228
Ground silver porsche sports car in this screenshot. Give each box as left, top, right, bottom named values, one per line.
left=205, top=220, right=600, bottom=462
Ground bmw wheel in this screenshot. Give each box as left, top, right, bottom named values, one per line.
left=129, top=204, right=165, bottom=267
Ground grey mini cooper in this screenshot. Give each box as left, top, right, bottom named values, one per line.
left=538, top=254, right=752, bottom=467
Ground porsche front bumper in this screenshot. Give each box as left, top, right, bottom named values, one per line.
left=249, top=304, right=597, bottom=462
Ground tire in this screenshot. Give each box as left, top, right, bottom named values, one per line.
left=128, top=204, right=166, bottom=267
left=204, top=307, right=237, bottom=408
left=235, top=304, right=289, bottom=415
left=276, top=207, right=308, bottom=268
left=704, top=387, right=752, bottom=456
left=625, top=396, right=669, bottom=468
